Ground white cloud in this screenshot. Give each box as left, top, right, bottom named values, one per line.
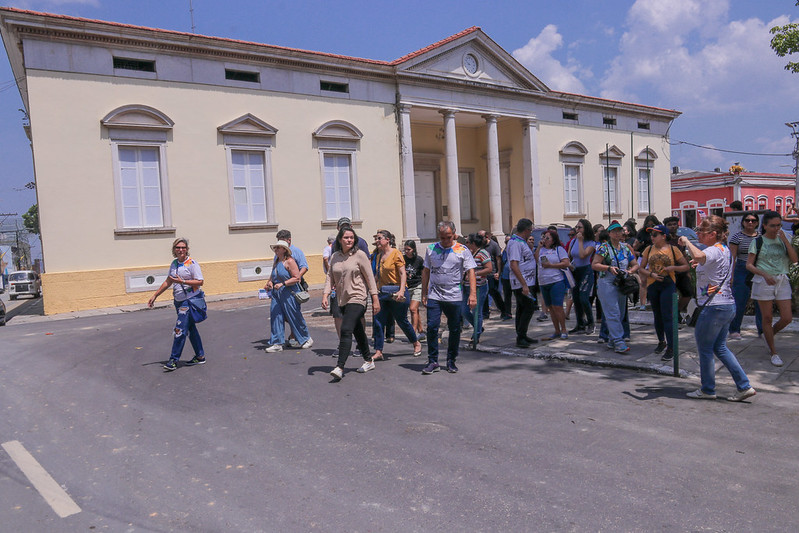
left=600, top=0, right=798, bottom=113
left=512, top=24, right=586, bottom=93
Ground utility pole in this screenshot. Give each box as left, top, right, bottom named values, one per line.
left=189, top=0, right=196, bottom=33
left=787, top=122, right=799, bottom=205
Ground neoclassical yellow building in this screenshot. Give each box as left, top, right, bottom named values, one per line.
left=0, top=8, right=680, bottom=314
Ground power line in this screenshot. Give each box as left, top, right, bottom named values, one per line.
left=670, top=139, right=791, bottom=157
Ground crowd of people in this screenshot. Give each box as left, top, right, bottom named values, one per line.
left=149, top=209, right=799, bottom=401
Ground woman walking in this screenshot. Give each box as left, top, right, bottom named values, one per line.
left=462, top=233, right=493, bottom=348
left=746, top=210, right=798, bottom=367
left=264, top=240, right=313, bottom=352
left=728, top=212, right=763, bottom=339
left=639, top=224, right=689, bottom=361
left=403, top=240, right=426, bottom=342
left=536, top=229, right=571, bottom=339
left=681, top=216, right=756, bottom=401
left=148, top=238, right=207, bottom=371
left=322, top=227, right=380, bottom=379
left=372, top=230, right=422, bottom=362
left=592, top=222, right=638, bottom=353
left=568, top=219, right=596, bottom=334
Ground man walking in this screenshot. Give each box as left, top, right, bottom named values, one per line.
left=507, top=218, right=538, bottom=347
left=479, top=229, right=508, bottom=320
left=421, top=221, right=477, bottom=374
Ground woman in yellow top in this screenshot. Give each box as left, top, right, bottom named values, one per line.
left=638, top=224, right=690, bottom=361
left=372, top=230, right=423, bottom=362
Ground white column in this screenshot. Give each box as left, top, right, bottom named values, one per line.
left=440, top=109, right=460, bottom=233
left=521, top=118, right=541, bottom=224
left=483, top=114, right=504, bottom=239
left=398, top=104, right=419, bottom=241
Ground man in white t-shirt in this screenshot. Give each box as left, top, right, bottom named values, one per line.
left=421, top=221, right=477, bottom=374
left=507, top=218, right=538, bottom=347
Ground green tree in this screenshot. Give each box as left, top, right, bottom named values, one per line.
left=770, top=2, right=799, bottom=73
left=22, top=204, right=39, bottom=235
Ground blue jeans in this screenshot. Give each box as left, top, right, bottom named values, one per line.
left=695, top=304, right=751, bottom=394
left=647, top=278, right=676, bottom=349
left=572, top=265, right=594, bottom=328
left=462, top=283, right=488, bottom=343
left=269, top=287, right=310, bottom=346
left=373, top=291, right=417, bottom=351
left=426, top=299, right=462, bottom=364
left=596, top=278, right=628, bottom=345
left=171, top=299, right=204, bottom=360
left=730, top=259, right=763, bottom=334
left=599, top=305, right=629, bottom=340
left=540, top=279, right=567, bottom=307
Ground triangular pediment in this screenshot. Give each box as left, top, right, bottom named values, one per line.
left=395, top=29, right=549, bottom=92
left=218, top=114, right=277, bottom=136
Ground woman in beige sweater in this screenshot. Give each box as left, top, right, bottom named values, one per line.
left=322, top=227, right=380, bottom=380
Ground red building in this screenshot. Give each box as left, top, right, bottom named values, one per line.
left=671, top=167, right=796, bottom=228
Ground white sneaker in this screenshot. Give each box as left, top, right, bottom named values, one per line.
left=728, top=332, right=741, bottom=340
left=727, top=387, right=756, bottom=402
left=287, top=339, right=301, bottom=348
left=686, top=389, right=716, bottom=400
left=266, top=344, right=283, bottom=353
left=330, top=366, right=343, bottom=380
left=771, top=354, right=784, bottom=367
left=356, top=361, right=375, bottom=373
left=301, top=338, right=314, bottom=349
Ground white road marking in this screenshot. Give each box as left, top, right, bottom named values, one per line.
left=1, top=440, right=81, bottom=518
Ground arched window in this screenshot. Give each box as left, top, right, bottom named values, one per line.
left=775, top=196, right=784, bottom=216
left=101, top=105, right=175, bottom=234
left=757, top=195, right=768, bottom=211
left=559, top=142, right=587, bottom=215
left=744, top=196, right=755, bottom=211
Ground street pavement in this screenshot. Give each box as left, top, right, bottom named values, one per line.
left=0, top=290, right=798, bottom=531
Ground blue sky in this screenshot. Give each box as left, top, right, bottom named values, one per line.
left=1, top=0, right=798, bottom=258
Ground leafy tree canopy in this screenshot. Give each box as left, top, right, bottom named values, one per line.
left=771, top=1, right=799, bottom=73
left=22, top=204, right=39, bottom=235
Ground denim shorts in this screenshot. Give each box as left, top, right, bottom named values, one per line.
left=541, top=280, right=567, bottom=307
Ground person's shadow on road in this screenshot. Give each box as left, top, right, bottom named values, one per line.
left=622, top=385, right=688, bottom=401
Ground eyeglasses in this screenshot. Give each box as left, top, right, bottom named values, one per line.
left=743, top=219, right=757, bottom=223
left=174, top=246, right=188, bottom=250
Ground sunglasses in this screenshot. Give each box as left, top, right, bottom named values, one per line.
left=743, top=219, right=757, bottom=223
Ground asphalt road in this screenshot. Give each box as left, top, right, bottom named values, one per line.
left=1, top=297, right=797, bottom=532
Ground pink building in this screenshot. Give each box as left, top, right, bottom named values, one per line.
left=671, top=167, right=796, bottom=228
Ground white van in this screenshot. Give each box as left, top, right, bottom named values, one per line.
left=8, top=270, right=42, bottom=300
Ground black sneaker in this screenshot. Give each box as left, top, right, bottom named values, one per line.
left=661, top=349, right=674, bottom=362
left=585, top=324, right=596, bottom=335
left=185, top=355, right=206, bottom=366
left=163, top=359, right=178, bottom=371
left=516, top=338, right=531, bottom=348
left=524, top=336, right=540, bottom=344
left=421, top=362, right=440, bottom=374
left=654, top=342, right=667, bottom=355
left=568, top=326, right=586, bottom=334
left=446, top=361, right=459, bottom=373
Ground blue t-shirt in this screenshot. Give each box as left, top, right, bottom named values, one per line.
left=506, top=234, right=536, bottom=289
left=569, top=239, right=596, bottom=268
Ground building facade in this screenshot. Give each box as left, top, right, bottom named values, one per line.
left=0, top=8, right=680, bottom=313
left=671, top=167, right=796, bottom=227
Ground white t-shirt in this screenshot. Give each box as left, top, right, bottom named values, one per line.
left=695, top=243, right=733, bottom=306
left=537, top=246, right=568, bottom=286
left=423, top=242, right=477, bottom=302
left=322, top=244, right=332, bottom=273
left=506, top=235, right=536, bottom=290
left=169, top=257, right=204, bottom=302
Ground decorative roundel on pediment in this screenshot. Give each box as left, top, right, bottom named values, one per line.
left=463, top=53, right=480, bottom=76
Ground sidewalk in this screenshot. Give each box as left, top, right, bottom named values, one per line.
left=8, top=290, right=799, bottom=397
left=470, top=308, right=799, bottom=397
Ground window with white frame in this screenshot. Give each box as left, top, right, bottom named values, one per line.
left=231, top=151, right=267, bottom=223
left=459, top=170, right=475, bottom=221
left=787, top=196, right=794, bottom=214
left=635, top=148, right=657, bottom=214
left=638, top=168, right=650, bottom=213
left=314, top=120, right=363, bottom=223
left=744, top=196, right=755, bottom=211
left=559, top=141, right=587, bottom=215
left=323, top=153, right=353, bottom=220
left=603, top=166, right=619, bottom=214
left=218, top=114, right=278, bottom=228
left=101, top=105, right=174, bottom=233
left=775, top=196, right=784, bottom=215
left=757, top=196, right=768, bottom=210
left=563, top=164, right=581, bottom=215
left=118, top=146, right=165, bottom=228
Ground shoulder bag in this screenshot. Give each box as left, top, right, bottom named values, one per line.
left=612, top=244, right=639, bottom=296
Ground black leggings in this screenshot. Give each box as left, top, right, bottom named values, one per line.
left=336, top=303, right=372, bottom=369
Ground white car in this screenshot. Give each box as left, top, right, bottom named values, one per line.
left=8, top=270, right=42, bottom=300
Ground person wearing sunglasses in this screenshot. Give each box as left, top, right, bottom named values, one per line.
left=728, top=213, right=763, bottom=339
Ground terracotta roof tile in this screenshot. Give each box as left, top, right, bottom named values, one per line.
left=390, top=26, right=481, bottom=65
left=554, top=90, right=680, bottom=115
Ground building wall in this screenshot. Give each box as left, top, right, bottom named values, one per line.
left=28, top=70, right=402, bottom=313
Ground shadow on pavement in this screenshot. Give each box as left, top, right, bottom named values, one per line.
left=5, top=296, right=44, bottom=322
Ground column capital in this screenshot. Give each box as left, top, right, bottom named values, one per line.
left=439, top=108, right=457, bottom=119
left=522, top=117, right=538, bottom=127
left=482, top=114, right=500, bottom=123
left=398, top=103, right=412, bottom=114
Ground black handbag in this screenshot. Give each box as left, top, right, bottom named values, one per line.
left=610, top=244, right=639, bottom=295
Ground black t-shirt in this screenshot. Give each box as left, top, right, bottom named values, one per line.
left=404, top=254, right=425, bottom=288
left=634, top=229, right=652, bottom=252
